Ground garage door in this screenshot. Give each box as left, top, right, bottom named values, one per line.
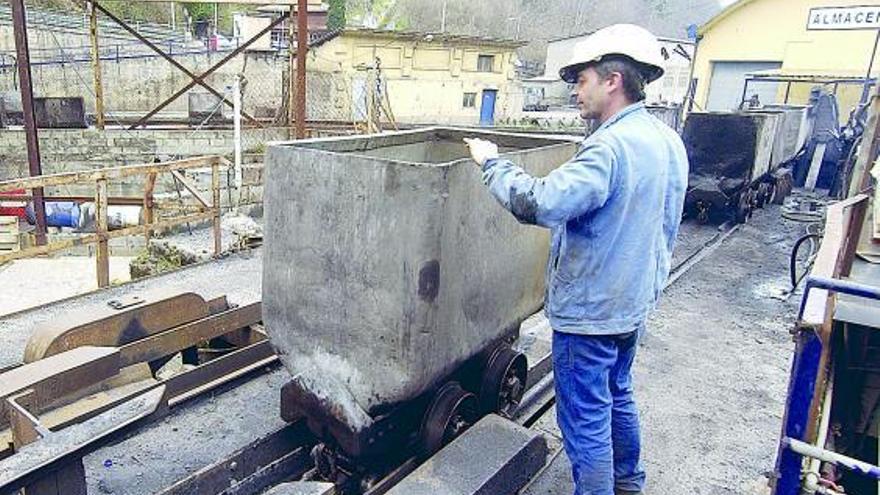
left=706, top=61, right=782, bottom=111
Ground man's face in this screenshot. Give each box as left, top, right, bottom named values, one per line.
left=574, top=66, right=612, bottom=120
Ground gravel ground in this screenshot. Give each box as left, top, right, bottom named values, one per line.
left=0, top=214, right=252, bottom=320
left=0, top=256, right=135, bottom=316
left=85, top=367, right=290, bottom=495
left=0, top=249, right=261, bottom=369
left=524, top=204, right=806, bottom=495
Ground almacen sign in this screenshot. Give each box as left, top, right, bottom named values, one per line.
left=808, top=5, right=880, bottom=30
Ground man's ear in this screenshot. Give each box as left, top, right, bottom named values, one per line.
left=606, top=72, right=624, bottom=93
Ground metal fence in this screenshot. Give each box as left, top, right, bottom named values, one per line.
left=742, top=75, right=876, bottom=124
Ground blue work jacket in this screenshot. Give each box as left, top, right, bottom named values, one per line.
left=482, top=102, right=689, bottom=335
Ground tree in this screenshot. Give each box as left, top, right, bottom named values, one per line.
left=183, top=2, right=213, bottom=22
left=328, top=0, right=347, bottom=29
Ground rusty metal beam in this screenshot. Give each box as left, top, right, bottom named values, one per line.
left=155, top=422, right=311, bottom=495
left=88, top=1, right=105, bottom=130
left=287, top=14, right=295, bottom=138
left=119, top=302, right=261, bottom=366
left=6, top=194, right=147, bottom=206
left=7, top=391, right=46, bottom=450
left=126, top=11, right=290, bottom=130
left=295, top=0, right=308, bottom=139
left=143, top=172, right=158, bottom=243
left=170, top=170, right=210, bottom=209
left=10, top=0, right=47, bottom=246
left=89, top=1, right=263, bottom=129
left=0, top=386, right=166, bottom=494
left=24, top=292, right=215, bottom=363
left=0, top=347, right=122, bottom=428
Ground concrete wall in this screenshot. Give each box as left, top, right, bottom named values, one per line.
left=694, top=0, right=880, bottom=114
left=0, top=50, right=285, bottom=117
left=0, top=127, right=287, bottom=179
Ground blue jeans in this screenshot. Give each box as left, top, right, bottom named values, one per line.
left=553, top=328, right=645, bottom=495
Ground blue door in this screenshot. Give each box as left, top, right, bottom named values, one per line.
left=480, top=89, right=497, bottom=126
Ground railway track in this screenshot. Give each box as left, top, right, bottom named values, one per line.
left=0, top=220, right=740, bottom=495
left=666, top=221, right=741, bottom=289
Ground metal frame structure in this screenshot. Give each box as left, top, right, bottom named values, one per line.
left=0, top=155, right=228, bottom=287
left=741, top=73, right=878, bottom=108
left=7, top=0, right=313, bottom=246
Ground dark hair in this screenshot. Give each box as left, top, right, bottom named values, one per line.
left=592, top=56, right=648, bottom=103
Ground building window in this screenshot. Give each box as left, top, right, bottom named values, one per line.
left=477, top=55, right=495, bottom=72
left=463, top=92, right=477, bottom=108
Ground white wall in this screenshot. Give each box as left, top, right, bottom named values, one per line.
left=541, top=34, right=695, bottom=105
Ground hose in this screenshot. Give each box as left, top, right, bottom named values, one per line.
left=791, top=232, right=823, bottom=289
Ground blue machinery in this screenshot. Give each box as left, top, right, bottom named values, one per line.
left=773, top=195, right=880, bottom=494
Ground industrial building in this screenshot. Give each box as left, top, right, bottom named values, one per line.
left=306, top=29, right=524, bottom=125
left=692, top=0, right=880, bottom=113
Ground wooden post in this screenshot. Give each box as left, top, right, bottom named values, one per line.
left=88, top=0, right=105, bottom=130
left=212, top=163, right=221, bottom=256
left=95, top=178, right=110, bottom=287
left=143, top=172, right=157, bottom=243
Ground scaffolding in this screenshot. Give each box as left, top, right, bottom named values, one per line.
left=8, top=0, right=315, bottom=261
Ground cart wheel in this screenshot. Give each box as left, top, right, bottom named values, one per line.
left=420, top=382, right=478, bottom=456
left=756, top=183, right=769, bottom=209
left=695, top=201, right=710, bottom=223
left=735, top=192, right=751, bottom=224
left=312, top=443, right=339, bottom=481
left=766, top=182, right=777, bottom=207
left=772, top=173, right=792, bottom=205
left=479, top=345, right=527, bottom=418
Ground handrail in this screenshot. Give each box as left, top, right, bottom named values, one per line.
left=798, top=194, right=869, bottom=327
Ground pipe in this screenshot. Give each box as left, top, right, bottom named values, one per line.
left=802, top=369, right=835, bottom=494
left=784, top=437, right=880, bottom=480
left=803, top=475, right=845, bottom=495
left=862, top=28, right=880, bottom=105
left=798, top=276, right=880, bottom=321
left=233, top=75, right=242, bottom=206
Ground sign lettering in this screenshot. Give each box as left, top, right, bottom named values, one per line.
left=808, top=6, right=880, bottom=30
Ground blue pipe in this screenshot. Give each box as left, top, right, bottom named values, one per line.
left=797, top=275, right=880, bottom=320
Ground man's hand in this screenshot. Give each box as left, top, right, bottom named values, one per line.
left=463, top=138, right=499, bottom=167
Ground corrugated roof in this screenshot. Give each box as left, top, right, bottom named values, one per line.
left=547, top=30, right=694, bottom=45
left=341, top=28, right=526, bottom=48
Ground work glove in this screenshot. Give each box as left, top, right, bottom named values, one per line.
left=463, top=138, right=499, bottom=167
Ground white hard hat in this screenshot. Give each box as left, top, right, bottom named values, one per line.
left=559, top=24, right=665, bottom=84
